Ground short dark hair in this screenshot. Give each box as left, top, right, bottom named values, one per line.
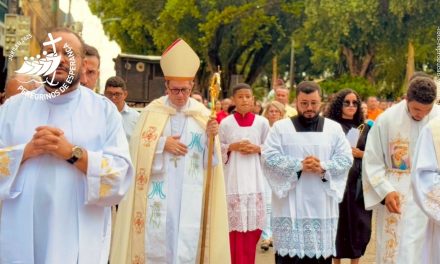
left=105, top=76, right=126, bottom=90
left=296, top=81, right=321, bottom=97
left=409, top=72, right=433, bottom=82
left=232, top=83, right=252, bottom=96
left=406, top=77, right=437, bottom=104
left=84, top=44, right=100, bottom=64
left=44, top=27, right=85, bottom=58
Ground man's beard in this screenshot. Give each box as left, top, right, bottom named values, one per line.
left=298, top=109, right=319, bottom=120
left=43, top=69, right=81, bottom=91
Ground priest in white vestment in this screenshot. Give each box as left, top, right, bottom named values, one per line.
left=262, top=81, right=352, bottom=264
left=111, top=39, right=230, bottom=264
left=0, top=29, right=134, bottom=264
left=362, top=76, right=440, bottom=264
left=412, top=116, right=440, bottom=264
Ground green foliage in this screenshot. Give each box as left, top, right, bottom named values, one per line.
left=252, top=85, right=267, bottom=101
left=89, top=0, right=440, bottom=99
left=88, top=0, right=162, bottom=54
left=319, top=75, right=377, bottom=100
left=89, top=0, right=304, bottom=96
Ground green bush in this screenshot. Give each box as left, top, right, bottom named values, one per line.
left=319, top=75, right=377, bottom=100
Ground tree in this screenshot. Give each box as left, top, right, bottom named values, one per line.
left=383, top=0, right=440, bottom=94
left=89, top=0, right=304, bottom=97
left=90, top=0, right=440, bottom=100
left=299, top=0, right=382, bottom=80
left=89, top=0, right=164, bottom=54
left=293, top=0, right=440, bottom=98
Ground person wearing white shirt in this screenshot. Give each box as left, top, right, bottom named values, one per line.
left=104, top=76, right=140, bottom=142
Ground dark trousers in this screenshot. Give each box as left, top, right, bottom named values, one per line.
left=275, top=252, right=332, bottom=264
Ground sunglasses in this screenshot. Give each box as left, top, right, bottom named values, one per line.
left=343, top=100, right=359, bottom=107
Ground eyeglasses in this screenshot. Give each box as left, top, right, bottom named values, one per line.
left=299, top=101, right=320, bottom=108
left=168, top=88, right=191, bottom=95
left=343, top=100, right=359, bottom=107
left=104, top=92, right=124, bottom=99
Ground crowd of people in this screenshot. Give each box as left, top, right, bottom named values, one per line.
left=1, top=27, right=440, bottom=264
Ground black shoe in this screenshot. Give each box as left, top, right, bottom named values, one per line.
left=260, top=240, right=270, bottom=251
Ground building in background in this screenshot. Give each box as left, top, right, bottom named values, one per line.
left=0, top=0, right=9, bottom=90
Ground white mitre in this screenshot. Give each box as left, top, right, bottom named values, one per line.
left=160, top=38, right=200, bottom=81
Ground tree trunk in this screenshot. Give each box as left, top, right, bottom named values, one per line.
left=341, top=46, right=374, bottom=78
left=403, top=41, right=415, bottom=90
left=359, top=48, right=374, bottom=77
left=245, top=44, right=273, bottom=85
left=342, top=46, right=356, bottom=76
left=272, top=56, right=278, bottom=89
left=207, top=26, right=224, bottom=72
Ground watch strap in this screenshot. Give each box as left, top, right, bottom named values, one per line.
left=66, top=156, right=79, bottom=164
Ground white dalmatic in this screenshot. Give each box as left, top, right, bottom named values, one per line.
left=219, top=114, right=269, bottom=232
left=0, top=87, right=133, bottom=264
left=412, top=117, right=440, bottom=264
left=145, top=98, right=213, bottom=264
left=363, top=100, right=440, bottom=264
left=262, top=118, right=352, bottom=258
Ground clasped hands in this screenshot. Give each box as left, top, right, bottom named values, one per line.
left=302, top=155, right=325, bottom=175
left=23, top=126, right=74, bottom=162
left=229, top=139, right=260, bottom=155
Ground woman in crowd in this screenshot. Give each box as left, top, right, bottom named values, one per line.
left=260, top=101, right=286, bottom=251
left=325, top=89, right=372, bottom=264
left=263, top=101, right=285, bottom=126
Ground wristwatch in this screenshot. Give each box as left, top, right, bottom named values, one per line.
left=66, top=145, right=83, bottom=164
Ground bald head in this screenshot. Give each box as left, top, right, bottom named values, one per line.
left=5, top=74, right=41, bottom=100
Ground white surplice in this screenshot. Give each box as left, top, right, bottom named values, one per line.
left=262, top=117, right=352, bottom=258
left=362, top=100, right=440, bottom=264
left=0, top=86, right=134, bottom=264
left=219, top=114, right=270, bottom=232
left=145, top=97, right=217, bottom=264
left=412, top=117, right=440, bottom=264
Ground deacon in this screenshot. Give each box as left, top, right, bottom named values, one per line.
left=412, top=115, right=440, bottom=264
left=362, top=76, right=440, bottom=264
left=0, top=28, right=133, bottom=263
left=111, top=39, right=230, bottom=264
left=262, top=81, right=352, bottom=264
